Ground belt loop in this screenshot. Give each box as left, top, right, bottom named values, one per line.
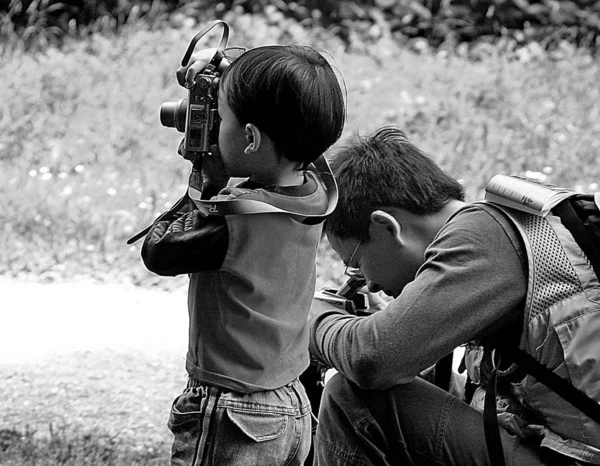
left=290, top=377, right=308, bottom=412
left=187, top=376, right=201, bottom=388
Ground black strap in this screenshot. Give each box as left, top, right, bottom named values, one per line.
left=484, top=345, right=600, bottom=466
left=127, top=155, right=337, bottom=244
left=181, top=20, right=229, bottom=67
left=434, top=352, right=454, bottom=392
left=501, top=346, right=600, bottom=424
left=126, top=196, right=188, bottom=245
left=553, top=198, right=600, bottom=280
left=483, top=349, right=506, bottom=466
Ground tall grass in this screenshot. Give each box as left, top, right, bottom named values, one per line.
left=1, top=13, right=600, bottom=290
left=0, top=424, right=169, bottom=465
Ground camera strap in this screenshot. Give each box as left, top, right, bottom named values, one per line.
left=181, top=20, right=229, bottom=68
left=187, top=155, right=338, bottom=225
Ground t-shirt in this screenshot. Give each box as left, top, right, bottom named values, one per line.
left=143, top=171, right=331, bottom=392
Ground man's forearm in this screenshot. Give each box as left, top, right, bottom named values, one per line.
left=309, top=306, right=414, bottom=389
left=309, top=302, right=425, bottom=390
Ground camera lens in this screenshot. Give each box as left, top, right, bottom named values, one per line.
left=160, top=99, right=187, bottom=132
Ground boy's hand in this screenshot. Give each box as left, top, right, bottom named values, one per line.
left=177, top=139, right=193, bottom=161
left=176, top=48, right=218, bottom=89
left=178, top=142, right=228, bottom=185
left=201, top=144, right=229, bottom=188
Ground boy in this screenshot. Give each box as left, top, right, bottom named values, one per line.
left=141, top=45, right=345, bottom=465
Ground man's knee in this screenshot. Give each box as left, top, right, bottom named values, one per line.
left=323, top=371, right=351, bottom=398
left=320, top=372, right=349, bottom=414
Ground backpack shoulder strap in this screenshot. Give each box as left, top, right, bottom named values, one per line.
left=552, top=196, right=600, bottom=280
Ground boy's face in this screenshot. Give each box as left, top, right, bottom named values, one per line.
left=216, top=85, right=249, bottom=177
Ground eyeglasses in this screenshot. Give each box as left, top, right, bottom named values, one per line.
left=344, top=232, right=367, bottom=277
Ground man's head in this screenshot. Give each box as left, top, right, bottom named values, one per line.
left=219, top=45, right=346, bottom=169
left=325, top=126, right=465, bottom=297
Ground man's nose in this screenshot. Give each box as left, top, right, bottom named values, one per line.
left=367, top=279, right=381, bottom=293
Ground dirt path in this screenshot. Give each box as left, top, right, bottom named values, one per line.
left=0, top=277, right=465, bottom=370
left=0, top=278, right=189, bottom=364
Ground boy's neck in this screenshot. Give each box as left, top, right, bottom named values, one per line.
left=245, top=140, right=306, bottom=186
left=249, top=170, right=305, bottom=187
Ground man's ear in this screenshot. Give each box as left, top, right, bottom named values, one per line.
left=370, top=210, right=403, bottom=245
left=244, top=123, right=261, bottom=155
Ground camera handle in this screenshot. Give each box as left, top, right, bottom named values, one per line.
left=181, top=20, right=229, bottom=70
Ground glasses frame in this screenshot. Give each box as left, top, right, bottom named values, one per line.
left=344, top=232, right=367, bottom=277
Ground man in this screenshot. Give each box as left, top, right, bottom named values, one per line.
left=309, top=126, right=600, bottom=465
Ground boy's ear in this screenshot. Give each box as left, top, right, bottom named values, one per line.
left=370, top=210, right=403, bottom=245
left=244, top=123, right=261, bottom=155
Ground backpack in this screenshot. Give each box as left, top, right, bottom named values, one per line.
left=481, top=179, right=600, bottom=466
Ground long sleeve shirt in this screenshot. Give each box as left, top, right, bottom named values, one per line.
left=309, top=204, right=528, bottom=390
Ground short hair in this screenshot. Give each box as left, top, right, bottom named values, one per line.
left=221, top=45, right=346, bottom=168
left=324, top=125, right=465, bottom=241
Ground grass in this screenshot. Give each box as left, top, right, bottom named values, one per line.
left=0, top=350, right=183, bottom=465
left=0, top=425, right=168, bottom=465
left=2, top=10, right=600, bottom=464
left=2, top=18, right=600, bottom=291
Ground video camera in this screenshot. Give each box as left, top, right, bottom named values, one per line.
left=159, top=20, right=244, bottom=162
left=314, top=269, right=369, bottom=315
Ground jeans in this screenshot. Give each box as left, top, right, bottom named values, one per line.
left=168, top=378, right=313, bottom=466
left=314, top=373, right=587, bottom=466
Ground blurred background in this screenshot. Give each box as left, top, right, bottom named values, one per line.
left=1, top=0, right=600, bottom=464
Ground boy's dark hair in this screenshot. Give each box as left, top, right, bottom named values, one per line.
left=325, top=125, right=465, bottom=241
left=221, top=45, right=346, bottom=168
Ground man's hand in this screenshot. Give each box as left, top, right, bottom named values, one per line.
left=176, top=48, right=218, bottom=89
left=366, top=291, right=390, bottom=311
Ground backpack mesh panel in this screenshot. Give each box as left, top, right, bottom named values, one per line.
left=512, top=211, right=583, bottom=321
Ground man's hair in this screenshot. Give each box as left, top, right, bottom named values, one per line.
left=221, top=45, right=346, bottom=168
left=325, top=125, right=465, bottom=241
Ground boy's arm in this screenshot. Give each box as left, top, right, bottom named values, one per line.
left=141, top=196, right=228, bottom=276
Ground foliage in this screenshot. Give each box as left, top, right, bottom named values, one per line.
left=0, top=425, right=168, bottom=465
left=1, top=18, right=599, bottom=290
left=3, top=0, right=600, bottom=53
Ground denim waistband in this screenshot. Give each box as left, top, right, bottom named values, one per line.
left=186, top=377, right=301, bottom=391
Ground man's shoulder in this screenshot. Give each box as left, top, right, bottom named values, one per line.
left=446, top=202, right=527, bottom=264
left=451, top=201, right=519, bottom=229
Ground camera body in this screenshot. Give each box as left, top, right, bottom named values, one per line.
left=160, top=65, right=222, bottom=157
left=314, top=270, right=369, bottom=315
left=159, top=19, right=241, bottom=158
